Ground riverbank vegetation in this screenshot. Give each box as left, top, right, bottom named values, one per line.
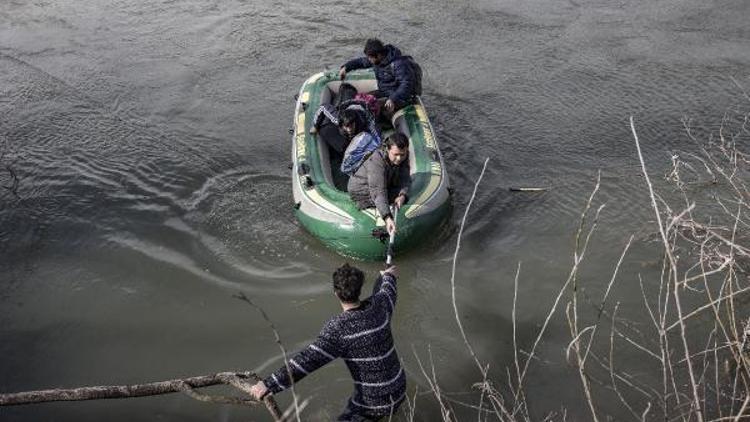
left=413, top=109, right=750, bottom=421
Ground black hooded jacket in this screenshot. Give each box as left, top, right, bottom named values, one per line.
left=342, top=45, right=419, bottom=105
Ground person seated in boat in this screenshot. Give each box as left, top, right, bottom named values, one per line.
left=335, top=82, right=382, bottom=121
left=310, top=83, right=381, bottom=159
left=346, top=91, right=381, bottom=120
left=339, top=109, right=380, bottom=176
left=347, top=133, right=410, bottom=236
left=338, top=38, right=422, bottom=120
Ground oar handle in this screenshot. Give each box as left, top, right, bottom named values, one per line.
left=386, top=238, right=394, bottom=265
left=385, top=205, right=398, bottom=265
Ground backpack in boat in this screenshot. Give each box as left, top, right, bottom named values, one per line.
left=354, top=93, right=380, bottom=117
left=391, top=55, right=423, bottom=97
left=341, top=132, right=379, bottom=176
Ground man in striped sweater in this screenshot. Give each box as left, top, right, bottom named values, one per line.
left=250, top=263, right=406, bottom=421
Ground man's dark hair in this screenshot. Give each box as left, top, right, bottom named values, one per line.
left=339, top=109, right=365, bottom=134
left=336, top=83, right=358, bottom=108
left=363, top=38, right=386, bottom=56
left=333, top=263, right=364, bottom=303
left=385, top=132, right=409, bottom=150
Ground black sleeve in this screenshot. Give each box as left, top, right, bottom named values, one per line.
left=343, top=56, right=372, bottom=72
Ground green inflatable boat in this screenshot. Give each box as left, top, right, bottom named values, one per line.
left=291, top=70, right=451, bottom=260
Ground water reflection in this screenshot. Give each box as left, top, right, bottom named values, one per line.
left=2, top=0, right=749, bottom=420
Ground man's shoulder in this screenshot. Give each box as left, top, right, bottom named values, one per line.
left=370, top=288, right=396, bottom=314
left=321, top=314, right=345, bottom=335
left=352, top=131, right=374, bottom=144
left=385, top=44, right=403, bottom=58
left=363, top=148, right=386, bottom=164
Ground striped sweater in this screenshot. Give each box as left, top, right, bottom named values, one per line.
left=263, top=273, right=405, bottom=416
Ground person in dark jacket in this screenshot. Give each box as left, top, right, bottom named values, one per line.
left=339, top=38, right=421, bottom=117
left=250, top=263, right=405, bottom=421
left=347, top=133, right=410, bottom=236
left=311, top=83, right=382, bottom=161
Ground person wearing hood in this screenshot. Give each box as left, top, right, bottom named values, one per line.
left=338, top=108, right=380, bottom=177
left=310, top=83, right=382, bottom=164
left=339, top=38, right=422, bottom=117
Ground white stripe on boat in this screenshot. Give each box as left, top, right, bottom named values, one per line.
left=304, top=73, right=324, bottom=86
left=305, top=189, right=352, bottom=220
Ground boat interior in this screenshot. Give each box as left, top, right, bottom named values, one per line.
left=315, top=80, right=417, bottom=192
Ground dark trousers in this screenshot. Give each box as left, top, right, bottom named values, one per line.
left=337, top=398, right=400, bottom=422
left=368, top=90, right=416, bottom=123
left=319, top=121, right=348, bottom=154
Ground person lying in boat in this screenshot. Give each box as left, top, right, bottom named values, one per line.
left=250, top=263, right=406, bottom=421
left=347, top=133, right=410, bottom=236
left=338, top=38, right=422, bottom=119
left=310, top=83, right=381, bottom=160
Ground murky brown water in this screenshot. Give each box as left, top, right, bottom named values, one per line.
left=2, top=0, right=750, bottom=420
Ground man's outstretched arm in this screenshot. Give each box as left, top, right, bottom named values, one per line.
left=372, top=266, right=399, bottom=310
left=251, top=324, right=341, bottom=399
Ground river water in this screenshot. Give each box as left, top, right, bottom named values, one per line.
left=1, top=0, right=749, bottom=420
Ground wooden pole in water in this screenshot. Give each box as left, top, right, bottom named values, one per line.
left=0, top=371, right=283, bottom=421
left=509, top=187, right=548, bottom=192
